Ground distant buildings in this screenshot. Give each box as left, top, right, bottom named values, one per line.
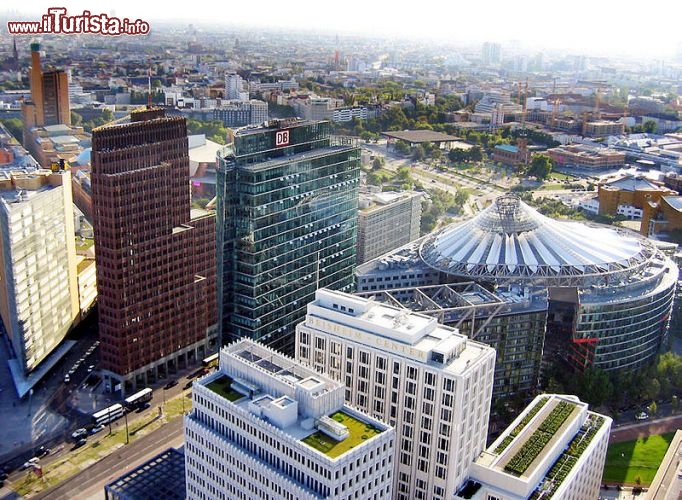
left=212, top=100, right=268, bottom=127
left=296, top=289, right=496, bottom=500
left=547, top=144, right=626, bottom=169
left=21, top=42, right=71, bottom=132
left=356, top=190, right=422, bottom=265
left=597, top=175, right=677, bottom=225
left=492, top=139, right=529, bottom=167
left=91, top=108, right=217, bottom=395
left=216, top=119, right=360, bottom=354
left=0, top=166, right=79, bottom=397
left=456, top=394, right=611, bottom=500
left=224, top=72, right=249, bottom=102
left=185, top=338, right=395, bottom=500
left=642, top=195, right=682, bottom=238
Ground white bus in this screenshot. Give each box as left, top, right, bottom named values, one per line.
left=123, top=387, right=153, bottom=409
left=92, top=403, right=124, bottom=426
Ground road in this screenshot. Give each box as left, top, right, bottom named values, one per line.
left=30, top=418, right=184, bottom=500
left=609, top=413, right=682, bottom=444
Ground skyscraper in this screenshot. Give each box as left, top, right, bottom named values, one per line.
left=185, top=338, right=395, bottom=500
left=91, top=108, right=217, bottom=395
left=22, top=42, right=70, bottom=132
left=0, top=166, right=79, bottom=396
left=296, top=289, right=496, bottom=500
left=217, top=119, right=360, bottom=354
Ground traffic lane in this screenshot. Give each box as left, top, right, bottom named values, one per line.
left=32, top=418, right=184, bottom=500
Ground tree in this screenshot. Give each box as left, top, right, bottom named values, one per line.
left=643, top=120, right=657, bottom=134
left=577, top=367, right=613, bottom=406
left=527, top=153, right=553, bottom=180
left=371, top=157, right=384, bottom=171
left=647, top=401, right=658, bottom=416
left=412, top=145, right=426, bottom=161
left=0, top=118, right=23, bottom=142
left=641, top=377, right=661, bottom=402
left=469, top=146, right=484, bottom=163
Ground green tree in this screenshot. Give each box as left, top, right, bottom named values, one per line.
left=527, top=153, right=553, bottom=180
left=641, top=377, right=661, bottom=402
left=647, top=401, right=658, bottom=416
left=371, top=156, right=385, bottom=171
left=643, top=120, right=657, bottom=133
left=396, top=166, right=412, bottom=182
left=469, top=146, right=484, bottom=162
left=0, top=118, right=23, bottom=142
left=393, top=140, right=410, bottom=156
left=412, top=145, right=426, bottom=161
left=577, top=367, right=613, bottom=406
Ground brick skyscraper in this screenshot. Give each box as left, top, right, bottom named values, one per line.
left=91, top=108, right=217, bottom=395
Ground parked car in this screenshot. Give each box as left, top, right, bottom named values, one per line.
left=91, top=425, right=105, bottom=434
left=63, top=374, right=70, bottom=383
left=73, top=438, right=87, bottom=449
left=635, top=412, right=649, bottom=421
left=20, top=457, right=39, bottom=470
left=36, top=446, right=50, bottom=457
left=164, top=379, right=178, bottom=390
left=71, top=428, right=88, bottom=440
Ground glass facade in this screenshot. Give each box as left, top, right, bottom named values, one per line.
left=217, top=120, right=360, bottom=353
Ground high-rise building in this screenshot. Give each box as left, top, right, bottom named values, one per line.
left=216, top=119, right=360, bottom=354
left=22, top=42, right=70, bottom=133
left=0, top=166, right=79, bottom=396
left=356, top=190, right=422, bottom=265
left=184, top=338, right=395, bottom=500
left=225, top=72, right=248, bottom=102
left=296, top=289, right=496, bottom=500
left=456, top=394, right=611, bottom=500
left=91, top=108, right=217, bottom=395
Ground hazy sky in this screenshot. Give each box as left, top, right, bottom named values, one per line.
left=9, top=1, right=682, bottom=59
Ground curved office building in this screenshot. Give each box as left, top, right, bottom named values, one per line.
left=418, top=194, right=677, bottom=372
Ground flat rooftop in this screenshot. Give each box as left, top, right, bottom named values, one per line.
left=105, top=447, right=186, bottom=500
left=300, top=410, right=384, bottom=458
left=381, top=130, right=460, bottom=143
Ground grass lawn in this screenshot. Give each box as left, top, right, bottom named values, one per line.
left=602, top=432, right=675, bottom=485
left=549, top=172, right=577, bottom=181
left=75, top=238, right=94, bottom=252
left=537, top=183, right=566, bottom=191
left=302, top=411, right=383, bottom=458
left=206, top=375, right=243, bottom=402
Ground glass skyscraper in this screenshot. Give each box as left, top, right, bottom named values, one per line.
left=216, top=119, right=360, bottom=354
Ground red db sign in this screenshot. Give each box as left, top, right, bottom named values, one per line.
left=275, top=130, right=290, bottom=147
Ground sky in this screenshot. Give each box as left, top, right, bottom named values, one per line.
left=6, top=1, right=682, bottom=60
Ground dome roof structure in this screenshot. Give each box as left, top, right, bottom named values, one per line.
left=419, top=194, right=661, bottom=286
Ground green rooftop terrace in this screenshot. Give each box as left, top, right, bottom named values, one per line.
left=301, top=411, right=383, bottom=459
left=206, top=375, right=244, bottom=402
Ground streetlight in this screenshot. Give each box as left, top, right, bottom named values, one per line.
left=124, top=411, right=129, bottom=444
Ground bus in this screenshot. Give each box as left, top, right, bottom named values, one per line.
left=92, top=403, right=125, bottom=426
left=123, top=387, right=153, bottom=410
left=202, top=352, right=219, bottom=369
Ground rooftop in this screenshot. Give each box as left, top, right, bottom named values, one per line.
left=306, top=289, right=494, bottom=370
left=419, top=194, right=664, bottom=287
left=381, top=129, right=460, bottom=143
left=104, top=447, right=186, bottom=500
left=300, top=410, right=384, bottom=458
left=662, top=196, right=682, bottom=212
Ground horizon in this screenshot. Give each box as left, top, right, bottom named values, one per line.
left=3, top=1, right=682, bottom=61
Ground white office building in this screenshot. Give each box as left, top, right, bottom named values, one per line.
left=0, top=168, right=80, bottom=397
left=456, top=394, right=611, bottom=500
left=225, top=72, right=249, bottom=102
left=357, top=190, right=422, bottom=265
left=296, top=289, right=496, bottom=500
left=184, top=338, right=395, bottom=500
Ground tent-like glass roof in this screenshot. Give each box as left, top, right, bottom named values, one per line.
left=419, top=194, right=661, bottom=286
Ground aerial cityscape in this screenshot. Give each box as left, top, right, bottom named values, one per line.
left=0, top=2, right=681, bottom=499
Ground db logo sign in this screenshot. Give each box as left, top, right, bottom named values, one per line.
left=275, top=130, right=290, bottom=147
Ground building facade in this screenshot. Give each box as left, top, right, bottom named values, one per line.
left=22, top=42, right=71, bottom=134
left=216, top=119, right=360, bottom=354
left=0, top=167, right=79, bottom=396
left=296, top=289, right=496, bottom=500
left=184, top=338, right=395, bottom=500
left=91, top=108, right=217, bottom=395
left=457, top=394, right=611, bottom=500
left=357, top=190, right=422, bottom=265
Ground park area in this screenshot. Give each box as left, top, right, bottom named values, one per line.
left=602, top=432, right=675, bottom=486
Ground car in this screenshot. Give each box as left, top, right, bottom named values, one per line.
left=164, top=379, right=178, bottom=390
left=635, top=412, right=649, bottom=421
left=20, top=457, right=39, bottom=470
left=71, top=428, right=88, bottom=440
left=73, top=438, right=87, bottom=449
left=87, top=365, right=95, bottom=373
left=91, top=425, right=105, bottom=434
left=136, top=402, right=152, bottom=413
left=36, top=446, right=50, bottom=457
left=63, top=374, right=70, bottom=383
